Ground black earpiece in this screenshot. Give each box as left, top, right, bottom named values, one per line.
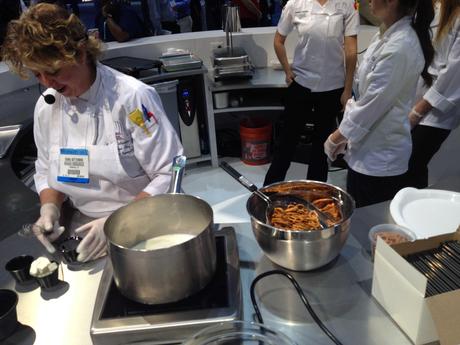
left=38, top=84, right=56, bottom=105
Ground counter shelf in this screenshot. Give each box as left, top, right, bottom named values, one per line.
left=206, top=68, right=288, bottom=166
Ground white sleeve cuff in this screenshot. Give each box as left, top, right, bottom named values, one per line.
left=143, top=174, right=171, bottom=196
left=339, top=116, right=370, bottom=143
left=345, top=29, right=359, bottom=37
left=424, top=87, right=456, bottom=114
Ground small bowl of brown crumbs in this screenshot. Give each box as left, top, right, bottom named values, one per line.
left=369, top=224, right=416, bottom=259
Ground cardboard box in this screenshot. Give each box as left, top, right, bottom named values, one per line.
left=372, top=230, right=460, bottom=345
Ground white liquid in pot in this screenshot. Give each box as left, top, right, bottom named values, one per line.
left=132, top=233, right=195, bottom=250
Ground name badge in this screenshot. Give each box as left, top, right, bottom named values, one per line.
left=58, top=148, right=89, bottom=184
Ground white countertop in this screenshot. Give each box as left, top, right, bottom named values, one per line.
left=1, top=219, right=415, bottom=345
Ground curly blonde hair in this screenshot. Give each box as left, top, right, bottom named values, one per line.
left=1, top=3, right=102, bottom=79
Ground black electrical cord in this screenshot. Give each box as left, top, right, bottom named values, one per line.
left=250, top=269, right=344, bottom=345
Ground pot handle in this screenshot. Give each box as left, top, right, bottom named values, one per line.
left=168, top=155, right=187, bottom=194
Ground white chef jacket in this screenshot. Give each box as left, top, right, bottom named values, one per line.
left=417, top=16, right=460, bottom=130
left=33, top=63, right=183, bottom=218
left=277, top=0, right=359, bottom=92
left=339, top=17, right=425, bottom=176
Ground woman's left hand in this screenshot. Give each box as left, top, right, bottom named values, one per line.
left=75, top=216, right=109, bottom=262
left=324, top=130, right=347, bottom=161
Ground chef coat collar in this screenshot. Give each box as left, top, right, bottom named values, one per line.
left=70, top=64, right=101, bottom=106
left=380, top=16, right=412, bottom=39
left=311, top=0, right=337, bottom=14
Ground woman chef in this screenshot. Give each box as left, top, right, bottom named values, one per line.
left=405, top=0, right=460, bottom=189
left=1, top=3, right=183, bottom=262
left=324, top=0, right=434, bottom=207
left=263, top=0, right=359, bottom=186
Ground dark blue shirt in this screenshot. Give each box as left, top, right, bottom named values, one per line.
left=96, top=5, right=145, bottom=42
left=174, top=0, right=191, bottom=19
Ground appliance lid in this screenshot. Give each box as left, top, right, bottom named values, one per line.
left=160, top=55, right=203, bottom=72
left=101, top=56, right=162, bottom=77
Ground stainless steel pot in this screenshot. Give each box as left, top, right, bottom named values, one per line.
left=104, top=157, right=216, bottom=304
left=247, top=180, right=355, bottom=271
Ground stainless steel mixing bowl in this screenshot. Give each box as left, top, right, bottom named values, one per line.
left=246, top=180, right=355, bottom=271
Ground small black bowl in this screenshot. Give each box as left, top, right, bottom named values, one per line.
left=34, top=262, right=60, bottom=289
left=0, top=289, right=19, bottom=340
left=5, top=255, right=34, bottom=284
left=57, top=236, right=82, bottom=264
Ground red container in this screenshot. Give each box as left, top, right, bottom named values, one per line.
left=239, top=119, right=272, bottom=165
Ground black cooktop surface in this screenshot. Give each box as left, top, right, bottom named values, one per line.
left=100, top=236, right=229, bottom=319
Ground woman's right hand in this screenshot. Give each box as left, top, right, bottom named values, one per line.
left=33, top=203, right=65, bottom=253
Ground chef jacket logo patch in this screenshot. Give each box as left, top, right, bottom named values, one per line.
left=128, top=105, right=158, bottom=136
left=114, top=121, right=135, bottom=156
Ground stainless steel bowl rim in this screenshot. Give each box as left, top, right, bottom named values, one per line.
left=246, top=179, right=355, bottom=239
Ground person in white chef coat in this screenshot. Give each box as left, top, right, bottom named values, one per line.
left=1, top=3, right=183, bottom=261
left=263, top=0, right=359, bottom=186
left=404, top=0, right=460, bottom=188
left=324, top=0, right=435, bottom=207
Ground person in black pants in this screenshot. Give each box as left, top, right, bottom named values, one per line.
left=404, top=0, right=460, bottom=189
left=406, top=126, right=450, bottom=189
left=263, top=0, right=358, bottom=186
left=264, top=82, right=343, bottom=185
left=324, top=0, right=435, bottom=208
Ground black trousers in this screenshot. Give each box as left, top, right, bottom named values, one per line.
left=347, top=168, right=408, bottom=208
left=405, top=124, right=451, bottom=189
left=264, top=81, right=343, bottom=186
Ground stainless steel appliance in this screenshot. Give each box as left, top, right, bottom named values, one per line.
left=212, top=5, right=254, bottom=81
left=152, top=80, right=181, bottom=137
left=213, top=47, right=254, bottom=81
left=178, top=79, right=201, bottom=158
left=90, top=227, right=242, bottom=345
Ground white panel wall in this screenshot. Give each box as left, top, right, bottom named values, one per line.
left=0, top=25, right=377, bottom=95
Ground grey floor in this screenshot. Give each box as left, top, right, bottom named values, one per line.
left=182, top=157, right=347, bottom=224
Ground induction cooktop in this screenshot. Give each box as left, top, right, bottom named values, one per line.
left=90, top=227, right=242, bottom=345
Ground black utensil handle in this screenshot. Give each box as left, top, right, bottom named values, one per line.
left=219, top=161, right=258, bottom=192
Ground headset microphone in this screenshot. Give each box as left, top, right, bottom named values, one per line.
left=38, top=84, right=56, bottom=105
